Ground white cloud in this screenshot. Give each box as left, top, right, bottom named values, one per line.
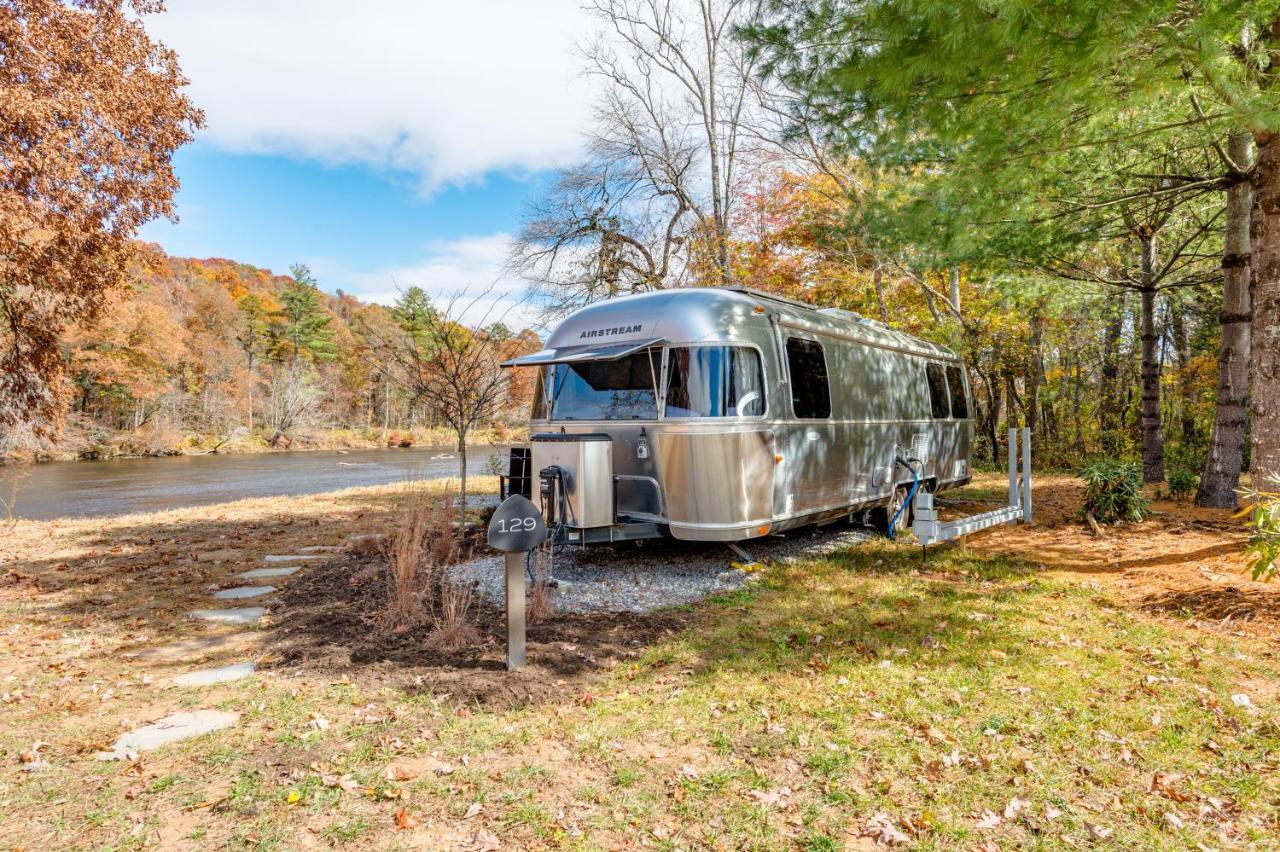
left=150, top=0, right=594, bottom=190
left=341, top=233, right=543, bottom=330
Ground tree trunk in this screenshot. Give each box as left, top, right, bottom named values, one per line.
left=873, top=265, right=890, bottom=325
left=949, top=267, right=961, bottom=314
left=1026, top=306, right=1045, bottom=433
left=1099, top=295, right=1125, bottom=454
left=1072, top=349, right=1083, bottom=452
left=1198, top=131, right=1254, bottom=507
left=1252, top=127, right=1280, bottom=484
left=457, top=428, right=468, bottom=529
left=1138, top=262, right=1165, bottom=482
left=1170, top=305, right=1196, bottom=446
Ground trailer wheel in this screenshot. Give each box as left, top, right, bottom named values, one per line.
left=871, top=486, right=912, bottom=536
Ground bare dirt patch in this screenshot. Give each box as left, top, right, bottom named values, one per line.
left=951, top=472, right=1280, bottom=640
left=266, top=553, right=695, bottom=707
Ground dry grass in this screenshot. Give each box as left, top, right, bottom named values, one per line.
left=2, top=472, right=1278, bottom=849
left=381, top=486, right=480, bottom=646
left=527, top=546, right=555, bottom=623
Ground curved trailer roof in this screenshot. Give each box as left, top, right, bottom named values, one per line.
left=503, top=287, right=959, bottom=367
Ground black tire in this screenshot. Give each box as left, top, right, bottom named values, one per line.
left=871, top=486, right=912, bottom=536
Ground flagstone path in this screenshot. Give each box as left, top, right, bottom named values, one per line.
left=103, top=544, right=347, bottom=759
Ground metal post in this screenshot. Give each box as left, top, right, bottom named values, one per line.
left=1007, top=427, right=1018, bottom=510
left=1021, top=426, right=1033, bottom=525
left=504, top=551, right=526, bottom=670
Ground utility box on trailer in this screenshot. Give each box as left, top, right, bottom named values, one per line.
left=531, top=433, right=614, bottom=530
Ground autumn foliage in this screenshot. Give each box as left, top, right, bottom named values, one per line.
left=0, top=0, right=203, bottom=436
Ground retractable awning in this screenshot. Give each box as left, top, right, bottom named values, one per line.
left=500, top=337, right=664, bottom=368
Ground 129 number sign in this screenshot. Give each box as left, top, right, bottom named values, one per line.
left=487, top=494, right=547, bottom=552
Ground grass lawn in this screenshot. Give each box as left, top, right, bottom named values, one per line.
left=1, top=476, right=1277, bottom=848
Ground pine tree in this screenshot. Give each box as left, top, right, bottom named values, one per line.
left=271, top=264, right=337, bottom=365
left=753, top=0, right=1280, bottom=498
left=391, top=286, right=438, bottom=351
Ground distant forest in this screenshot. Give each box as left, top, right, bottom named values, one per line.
left=50, top=247, right=540, bottom=457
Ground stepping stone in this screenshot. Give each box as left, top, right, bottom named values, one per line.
left=97, top=710, right=239, bottom=760
left=191, top=607, right=266, bottom=625
left=171, top=662, right=256, bottom=688
left=196, top=548, right=243, bottom=563
left=129, top=633, right=235, bottom=662
left=238, top=566, right=299, bottom=580
left=264, top=554, right=326, bottom=562
left=299, top=545, right=343, bottom=553
left=213, top=585, right=276, bottom=600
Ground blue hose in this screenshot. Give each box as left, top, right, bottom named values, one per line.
left=888, top=457, right=921, bottom=540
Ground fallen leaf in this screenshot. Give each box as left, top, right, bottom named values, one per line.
left=394, top=808, right=417, bottom=830
left=1230, top=693, right=1256, bottom=711
left=861, top=812, right=912, bottom=846
left=974, top=810, right=1002, bottom=829
left=1004, top=796, right=1029, bottom=819
left=385, top=764, right=420, bottom=782
left=465, top=828, right=501, bottom=851
left=1043, top=805, right=1062, bottom=820
left=463, top=801, right=484, bottom=819
left=1085, top=823, right=1112, bottom=840
left=747, top=787, right=790, bottom=807
left=1163, top=811, right=1184, bottom=830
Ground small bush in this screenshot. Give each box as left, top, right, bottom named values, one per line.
left=1079, top=459, right=1147, bottom=524
left=1243, top=477, right=1280, bottom=581
left=1167, top=469, right=1197, bottom=501
left=484, top=452, right=505, bottom=477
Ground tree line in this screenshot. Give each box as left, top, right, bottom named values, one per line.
left=48, top=250, right=539, bottom=456
left=505, top=0, right=1280, bottom=509
left=3, top=0, right=1278, bottom=513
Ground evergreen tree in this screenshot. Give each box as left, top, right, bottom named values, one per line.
left=391, top=286, right=438, bottom=350
left=753, top=0, right=1280, bottom=498
left=271, top=264, right=337, bottom=365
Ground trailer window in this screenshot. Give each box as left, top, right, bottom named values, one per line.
left=665, top=346, right=764, bottom=418
left=946, top=365, right=969, bottom=418
left=926, top=363, right=949, bottom=419
left=545, top=348, right=660, bottom=420
left=785, top=338, right=830, bottom=419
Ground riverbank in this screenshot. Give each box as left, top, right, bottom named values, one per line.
left=1, top=473, right=1275, bottom=848
left=1, top=424, right=527, bottom=464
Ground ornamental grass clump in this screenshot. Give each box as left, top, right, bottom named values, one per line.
left=1079, top=459, right=1147, bottom=524
left=381, top=485, right=478, bottom=647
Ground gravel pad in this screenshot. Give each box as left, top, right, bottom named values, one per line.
left=450, top=522, right=876, bottom=614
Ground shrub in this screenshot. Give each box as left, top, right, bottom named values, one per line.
left=1079, top=459, right=1147, bottom=524
left=1167, top=469, right=1197, bottom=501
left=484, top=452, right=504, bottom=477
left=1243, top=477, right=1280, bottom=581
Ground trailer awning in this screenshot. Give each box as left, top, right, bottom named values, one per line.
left=501, top=337, right=664, bottom=368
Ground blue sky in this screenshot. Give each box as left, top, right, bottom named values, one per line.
left=138, top=0, right=597, bottom=325
left=140, top=144, right=551, bottom=294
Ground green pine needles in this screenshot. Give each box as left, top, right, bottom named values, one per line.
left=1079, top=459, right=1148, bottom=524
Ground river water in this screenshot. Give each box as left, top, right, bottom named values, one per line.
left=8, top=446, right=509, bottom=521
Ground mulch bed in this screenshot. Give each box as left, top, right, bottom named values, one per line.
left=265, top=554, right=694, bottom=707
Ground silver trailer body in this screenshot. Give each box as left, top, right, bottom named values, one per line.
left=504, top=287, right=973, bottom=543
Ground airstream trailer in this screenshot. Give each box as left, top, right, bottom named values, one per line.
left=502, top=287, right=973, bottom=543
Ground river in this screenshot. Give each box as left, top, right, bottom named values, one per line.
left=7, top=446, right=509, bottom=521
